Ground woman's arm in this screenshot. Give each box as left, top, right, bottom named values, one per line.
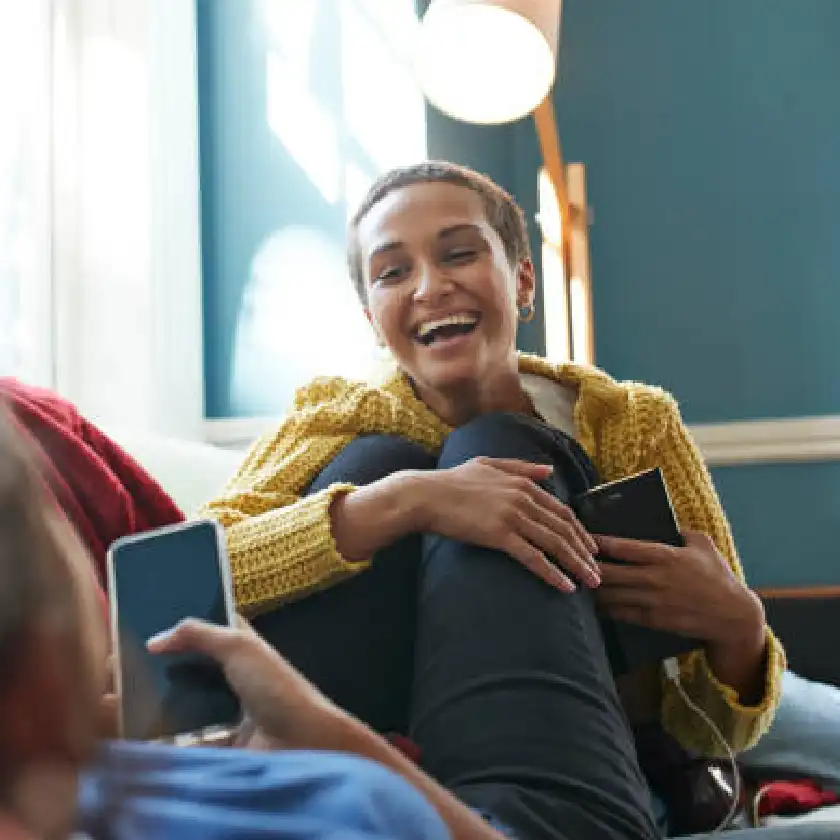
left=198, top=379, right=384, bottom=615
left=641, top=394, right=786, bottom=755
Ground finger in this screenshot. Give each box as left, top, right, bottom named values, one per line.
left=603, top=604, right=695, bottom=637
left=524, top=496, right=599, bottom=573
left=483, top=457, right=554, bottom=480
left=596, top=561, right=657, bottom=587
left=504, top=535, right=576, bottom=593
left=681, top=530, right=713, bottom=550
left=595, top=586, right=657, bottom=610
left=146, top=618, right=242, bottom=661
left=519, top=516, right=600, bottom=588
left=594, top=535, right=679, bottom=565
left=601, top=604, right=660, bottom=629
left=526, top=485, right=599, bottom=555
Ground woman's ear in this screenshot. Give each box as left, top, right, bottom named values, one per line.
left=515, top=259, right=537, bottom=310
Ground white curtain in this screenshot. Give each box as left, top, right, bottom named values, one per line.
left=0, top=0, right=205, bottom=438
left=52, top=0, right=205, bottom=438
left=0, top=1, right=54, bottom=386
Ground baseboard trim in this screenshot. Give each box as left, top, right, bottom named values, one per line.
left=689, top=415, right=840, bottom=466
left=204, top=414, right=840, bottom=467
left=204, top=416, right=280, bottom=449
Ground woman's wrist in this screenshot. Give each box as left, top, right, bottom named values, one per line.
left=704, top=586, right=768, bottom=704
left=330, top=470, right=432, bottom=561
left=705, top=584, right=766, bottom=649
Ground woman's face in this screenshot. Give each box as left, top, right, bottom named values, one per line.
left=357, top=181, right=534, bottom=398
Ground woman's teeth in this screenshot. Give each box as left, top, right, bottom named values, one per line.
left=415, top=314, right=479, bottom=344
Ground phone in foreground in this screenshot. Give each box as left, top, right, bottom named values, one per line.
left=573, top=468, right=702, bottom=675
left=107, top=519, right=242, bottom=743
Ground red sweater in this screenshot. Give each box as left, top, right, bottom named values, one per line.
left=0, top=378, right=184, bottom=594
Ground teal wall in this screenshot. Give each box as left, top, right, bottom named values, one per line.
left=711, top=462, right=840, bottom=587
left=547, top=0, right=840, bottom=424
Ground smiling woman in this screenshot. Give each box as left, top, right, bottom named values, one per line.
left=200, top=160, right=785, bottom=840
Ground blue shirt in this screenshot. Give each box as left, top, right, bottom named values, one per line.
left=78, top=741, right=450, bottom=840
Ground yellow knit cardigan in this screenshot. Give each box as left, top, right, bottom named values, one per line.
left=201, top=353, right=784, bottom=756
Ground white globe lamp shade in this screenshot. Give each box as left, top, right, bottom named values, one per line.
left=416, top=0, right=561, bottom=125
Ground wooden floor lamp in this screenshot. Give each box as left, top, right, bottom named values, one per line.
left=416, top=0, right=593, bottom=363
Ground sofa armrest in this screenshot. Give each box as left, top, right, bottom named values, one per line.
left=759, top=586, right=840, bottom=689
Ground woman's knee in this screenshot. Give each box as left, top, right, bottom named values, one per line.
left=439, top=412, right=555, bottom=470
left=439, top=412, right=596, bottom=498
left=306, top=435, right=437, bottom=494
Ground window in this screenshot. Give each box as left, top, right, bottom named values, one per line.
left=0, top=1, right=53, bottom=384
left=538, top=163, right=594, bottom=365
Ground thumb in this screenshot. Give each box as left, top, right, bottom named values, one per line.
left=681, top=530, right=715, bottom=550
left=146, top=618, right=239, bottom=661
left=485, top=457, right=554, bottom=480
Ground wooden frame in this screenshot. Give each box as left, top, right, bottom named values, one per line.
left=757, top=585, right=840, bottom=600
left=532, top=96, right=594, bottom=364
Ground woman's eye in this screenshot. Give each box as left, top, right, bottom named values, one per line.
left=444, top=248, right=477, bottom=264
left=375, top=265, right=407, bottom=283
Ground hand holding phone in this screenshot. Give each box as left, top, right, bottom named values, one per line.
left=572, top=469, right=701, bottom=675
left=107, top=519, right=242, bottom=742
left=146, top=615, right=344, bottom=752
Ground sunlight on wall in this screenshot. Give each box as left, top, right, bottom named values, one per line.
left=230, top=0, right=427, bottom=413
left=340, top=1, right=426, bottom=173
left=266, top=50, right=341, bottom=204
left=263, top=0, right=426, bottom=207
left=231, top=226, right=376, bottom=414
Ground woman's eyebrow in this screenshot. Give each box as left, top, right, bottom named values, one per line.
left=368, top=240, right=404, bottom=262
left=368, top=223, right=482, bottom=263
left=437, top=223, right=481, bottom=240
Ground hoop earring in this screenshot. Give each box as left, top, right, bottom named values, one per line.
left=518, top=303, right=535, bottom=323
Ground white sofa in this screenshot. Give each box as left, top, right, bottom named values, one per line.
left=106, top=428, right=246, bottom=516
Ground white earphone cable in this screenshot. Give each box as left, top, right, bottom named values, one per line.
left=663, top=657, right=741, bottom=834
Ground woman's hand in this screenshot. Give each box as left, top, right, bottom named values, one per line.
left=594, top=530, right=763, bottom=644
left=147, top=618, right=346, bottom=750
left=594, top=530, right=768, bottom=703
left=415, top=457, right=600, bottom=592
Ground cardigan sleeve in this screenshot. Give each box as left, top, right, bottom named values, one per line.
left=198, top=383, right=370, bottom=616
left=638, top=390, right=786, bottom=756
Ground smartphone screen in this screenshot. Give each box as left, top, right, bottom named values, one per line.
left=108, top=520, right=241, bottom=741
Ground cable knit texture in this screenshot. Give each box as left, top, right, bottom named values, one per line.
left=201, top=353, right=784, bottom=756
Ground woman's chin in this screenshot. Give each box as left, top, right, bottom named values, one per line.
left=411, top=355, right=483, bottom=396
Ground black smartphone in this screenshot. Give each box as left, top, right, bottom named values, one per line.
left=573, top=467, right=684, bottom=550
left=573, top=468, right=702, bottom=675
left=107, top=519, right=242, bottom=742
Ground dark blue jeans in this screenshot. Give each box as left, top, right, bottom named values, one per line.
left=252, top=413, right=659, bottom=840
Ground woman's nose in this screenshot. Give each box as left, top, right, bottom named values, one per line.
left=413, top=264, right=453, bottom=302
